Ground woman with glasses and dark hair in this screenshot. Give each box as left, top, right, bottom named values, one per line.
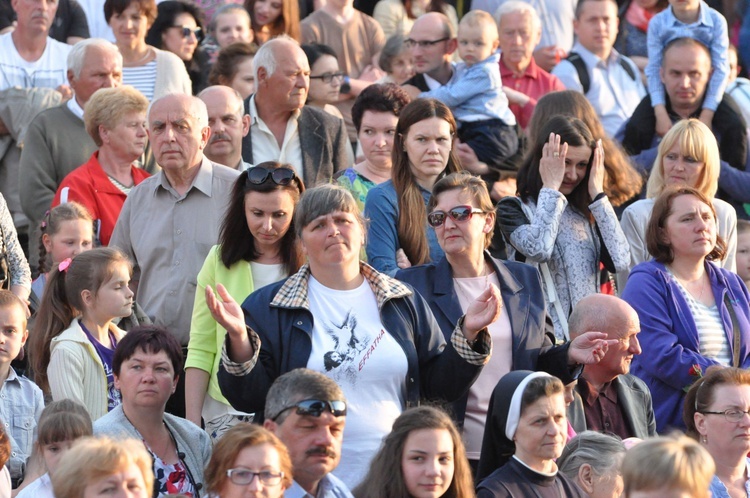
left=146, top=0, right=208, bottom=94
left=204, top=423, right=292, bottom=498
left=94, top=325, right=212, bottom=497
left=302, top=43, right=346, bottom=120
left=186, top=162, right=305, bottom=440
left=210, top=183, right=501, bottom=488
left=683, top=366, right=750, bottom=498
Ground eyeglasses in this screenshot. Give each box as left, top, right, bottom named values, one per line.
left=427, top=205, right=485, bottom=228
left=172, top=25, right=202, bottom=39
left=404, top=37, right=449, bottom=48
left=309, top=71, right=346, bottom=84
left=269, top=399, right=347, bottom=421
left=226, top=468, right=284, bottom=486
left=700, top=408, right=750, bottom=423
left=247, top=167, right=298, bottom=187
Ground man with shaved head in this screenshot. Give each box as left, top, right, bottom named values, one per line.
left=567, top=294, right=657, bottom=439
left=198, top=85, right=251, bottom=170
left=110, top=93, right=240, bottom=416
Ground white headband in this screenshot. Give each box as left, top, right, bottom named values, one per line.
left=505, top=371, right=553, bottom=440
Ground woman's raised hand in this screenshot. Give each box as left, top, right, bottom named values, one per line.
left=540, top=133, right=567, bottom=191
left=462, top=283, right=502, bottom=342
left=206, top=284, right=246, bottom=340
left=588, top=139, right=605, bottom=199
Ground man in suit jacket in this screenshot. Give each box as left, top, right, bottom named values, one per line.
left=567, top=294, right=657, bottom=439
left=240, top=35, right=349, bottom=187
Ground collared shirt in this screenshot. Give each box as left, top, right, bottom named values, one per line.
left=66, top=96, right=85, bottom=120
left=284, top=473, right=354, bottom=498
left=709, top=458, right=750, bottom=498
left=579, top=378, right=632, bottom=439
left=248, top=95, right=304, bottom=177
left=645, top=0, right=728, bottom=110
left=500, top=56, right=566, bottom=130
left=0, top=368, right=44, bottom=480
left=553, top=42, right=646, bottom=136
left=109, top=156, right=240, bottom=345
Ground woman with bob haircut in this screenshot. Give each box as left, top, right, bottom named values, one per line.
left=353, top=406, right=474, bottom=498
left=365, top=98, right=462, bottom=276
left=621, top=119, right=737, bottom=283
left=683, top=366, right=750, bottom=498
left=244, top=0, right=301, bottom=45
left=557, top=431, right=626, bottom=498
left=476, top=371, right=586, bottom=496
left=212, top=183, right=501, bottom=487
left=497, top=115, right=629, bottom=340
left=51, top=437, right=154, bottom=498
left=622, top=186, right=750, bottom=433
left=204, top=423, right=293, bottom=498
left=620, top=434, right=714, bottom=498
left=186, top=163, right=304, bottom=439
left=94, top=325, right=212, bottom=496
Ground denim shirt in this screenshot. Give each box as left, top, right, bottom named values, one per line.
left=0, top=368, right=44, bottom=480
left=709, top=458, right=750, bottom=498
left=364, top=180, right=444, bottom=277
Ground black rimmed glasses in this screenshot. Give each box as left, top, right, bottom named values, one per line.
left=309, top=71, right=346, bottom=84
left=427, top=205, right=485, bottom=228
left=404, top=37, right=449, bottom=48
left=247, top=167, right=298, bottom=187
left=700, top=408, right=750, bottom=423
left=269, top=399, right=347, bottom=421
left=172, top=25, right=202, bottom=39
left=226, top=468, right=284, bottom=486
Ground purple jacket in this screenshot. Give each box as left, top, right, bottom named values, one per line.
left=622, top=259, right=750, bottom=433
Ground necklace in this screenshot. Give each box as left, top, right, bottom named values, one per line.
left=670, top=267, right=707, bottom=302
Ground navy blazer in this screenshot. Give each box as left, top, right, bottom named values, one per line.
left=396, top=253, right=578, bottom=425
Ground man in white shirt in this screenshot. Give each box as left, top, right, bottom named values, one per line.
left=198, top=85, right=252, bottom=171
left=552, top=0, right=645, bottom=137
left=240, top=35, right=349, bottom=187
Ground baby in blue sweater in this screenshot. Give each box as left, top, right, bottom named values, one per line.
left=420, top=10, right=518, bottom=171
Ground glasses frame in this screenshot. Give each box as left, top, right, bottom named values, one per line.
left=269, top=399, right=347, bottom=421
left=226, top=468, right=284, bottom=486
left=309, top=71, right=346, bottom=84
left=246, top=167, right=298, bottom=187
left=700, top=408, right=750, bottom=423
left=404, top=37, right=449, bottom=48
left=427, top=205, right=485, bottom=228
left=172, top=25, right=202, bottom=39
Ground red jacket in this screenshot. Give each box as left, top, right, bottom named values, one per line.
left=52, top=152, right=151, bottom=246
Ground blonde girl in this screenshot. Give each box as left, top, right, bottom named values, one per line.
left=30, top=247, right=134, bottom=421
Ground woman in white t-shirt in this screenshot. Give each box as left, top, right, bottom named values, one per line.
left=209, top=183, right=502, bottom=488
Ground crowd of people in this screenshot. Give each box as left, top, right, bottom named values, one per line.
left=2, top=0, right=750, bottom=496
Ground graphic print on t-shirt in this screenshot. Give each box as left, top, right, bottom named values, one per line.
left=322, top=310, right=370, bottom=383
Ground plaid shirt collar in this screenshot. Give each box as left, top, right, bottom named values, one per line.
left=270, top=262, right=413, bottom=310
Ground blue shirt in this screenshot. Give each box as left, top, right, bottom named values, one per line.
left=709, top=458, right=750, bottom=497
left=364, top=180, right=444, bottom=277
left=0, top=368, right=44, bottom=480
left=420, top=53, right=516, bottom=126
left=79, top=322, right=120, bottom=411
left=645, top=0, right=728, bottom=110
left=284, top=473, right=354, bottom=498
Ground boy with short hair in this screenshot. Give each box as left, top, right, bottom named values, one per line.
left=420, top=10, right=518, bottom=172
left=0, top=290, right=43, bottom=488
left=736, top=220, right=750, bottom=290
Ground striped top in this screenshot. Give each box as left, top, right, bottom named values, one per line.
left=122, top=60, right=157, bottom=101
left=671, top=274, right=731, bottom=365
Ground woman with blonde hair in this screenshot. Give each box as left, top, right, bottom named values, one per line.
left=620, top=118, right=737, bottom=283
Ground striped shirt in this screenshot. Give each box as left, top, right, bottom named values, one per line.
left=123, top=60, right=157, bottom=101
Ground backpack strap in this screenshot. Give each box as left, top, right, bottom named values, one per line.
left=566, top=52, right=590, bottom=94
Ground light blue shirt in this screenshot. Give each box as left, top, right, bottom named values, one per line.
left=0, top=368, right=44, bottom=480
left=553, top=42, right=646, bottom=137
left=645, top=0, right=728, bottom=111
left=709, top=458, right=750, bottom=497
left=284, top=473, right=354, bottom=498
left=420, top=53, right=516, bottom=126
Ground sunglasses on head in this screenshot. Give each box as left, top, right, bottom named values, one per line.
left=427, top=205, right=485, bottom=228
left=270, top=399, right=347, bottom=421
left=172, top=25, right=202, bottom=39
left=247, top=167, right=297, bottom=186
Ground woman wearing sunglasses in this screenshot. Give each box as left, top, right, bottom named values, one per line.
left=186, top=162, right=305, bottom=441
left=204, top=423, right=293, bottom=498
left=496, top=115, right=630, bottom=341
left=397, top=171, right=614, bottom=470
left=146, top=0, right=208, bottom=94
left=209, top=183, right=501, bottom=488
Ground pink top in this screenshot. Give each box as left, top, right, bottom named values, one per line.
left=499, top=57, right=566, bottom=130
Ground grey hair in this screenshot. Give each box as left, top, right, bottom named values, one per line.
left=148, top=93, right=209, bottom=128
left=67, top=38, right=122, bottom=79
left=264, top=368, right=346, bottom=424
left=558, top=431, right=625, bottom=482
left=197, top=85, right=245, bottom=116
left=379, top=34, right=408, bottom=73
left=254, top=34, right=299, bottom=83
left=494, top=0, right=541, bottom=33
left=293, top=184, right=367, bottom=239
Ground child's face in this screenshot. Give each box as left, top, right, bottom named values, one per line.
left=215, top=13, right=253, bottom=48
left=42, top=439, right=75, bottom=475
left=457, top=23, right=499, bottom=66
left=85, top=262, right=134, bottom=320
left=0, top=304, right=27, bottom=364
left=736, top=232, right=750, bottom=283
left=42, top=219, right=94, bottom=266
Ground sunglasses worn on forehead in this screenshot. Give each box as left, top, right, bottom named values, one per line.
left=270, top=399, right=347, bottom=421
left=247, top=167, right=297, bottom=186
left=427, top=205, right=485, bottom=228
left=172, top=25, right=202, bottom=39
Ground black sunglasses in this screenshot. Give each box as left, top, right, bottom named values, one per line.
left=427, top=205, right=485, bottom=228
left=247, top=167, right=297, bottom=186
left=270, top=399, right=347, bottom=421
left=172, top=25, right=202, bottom=39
